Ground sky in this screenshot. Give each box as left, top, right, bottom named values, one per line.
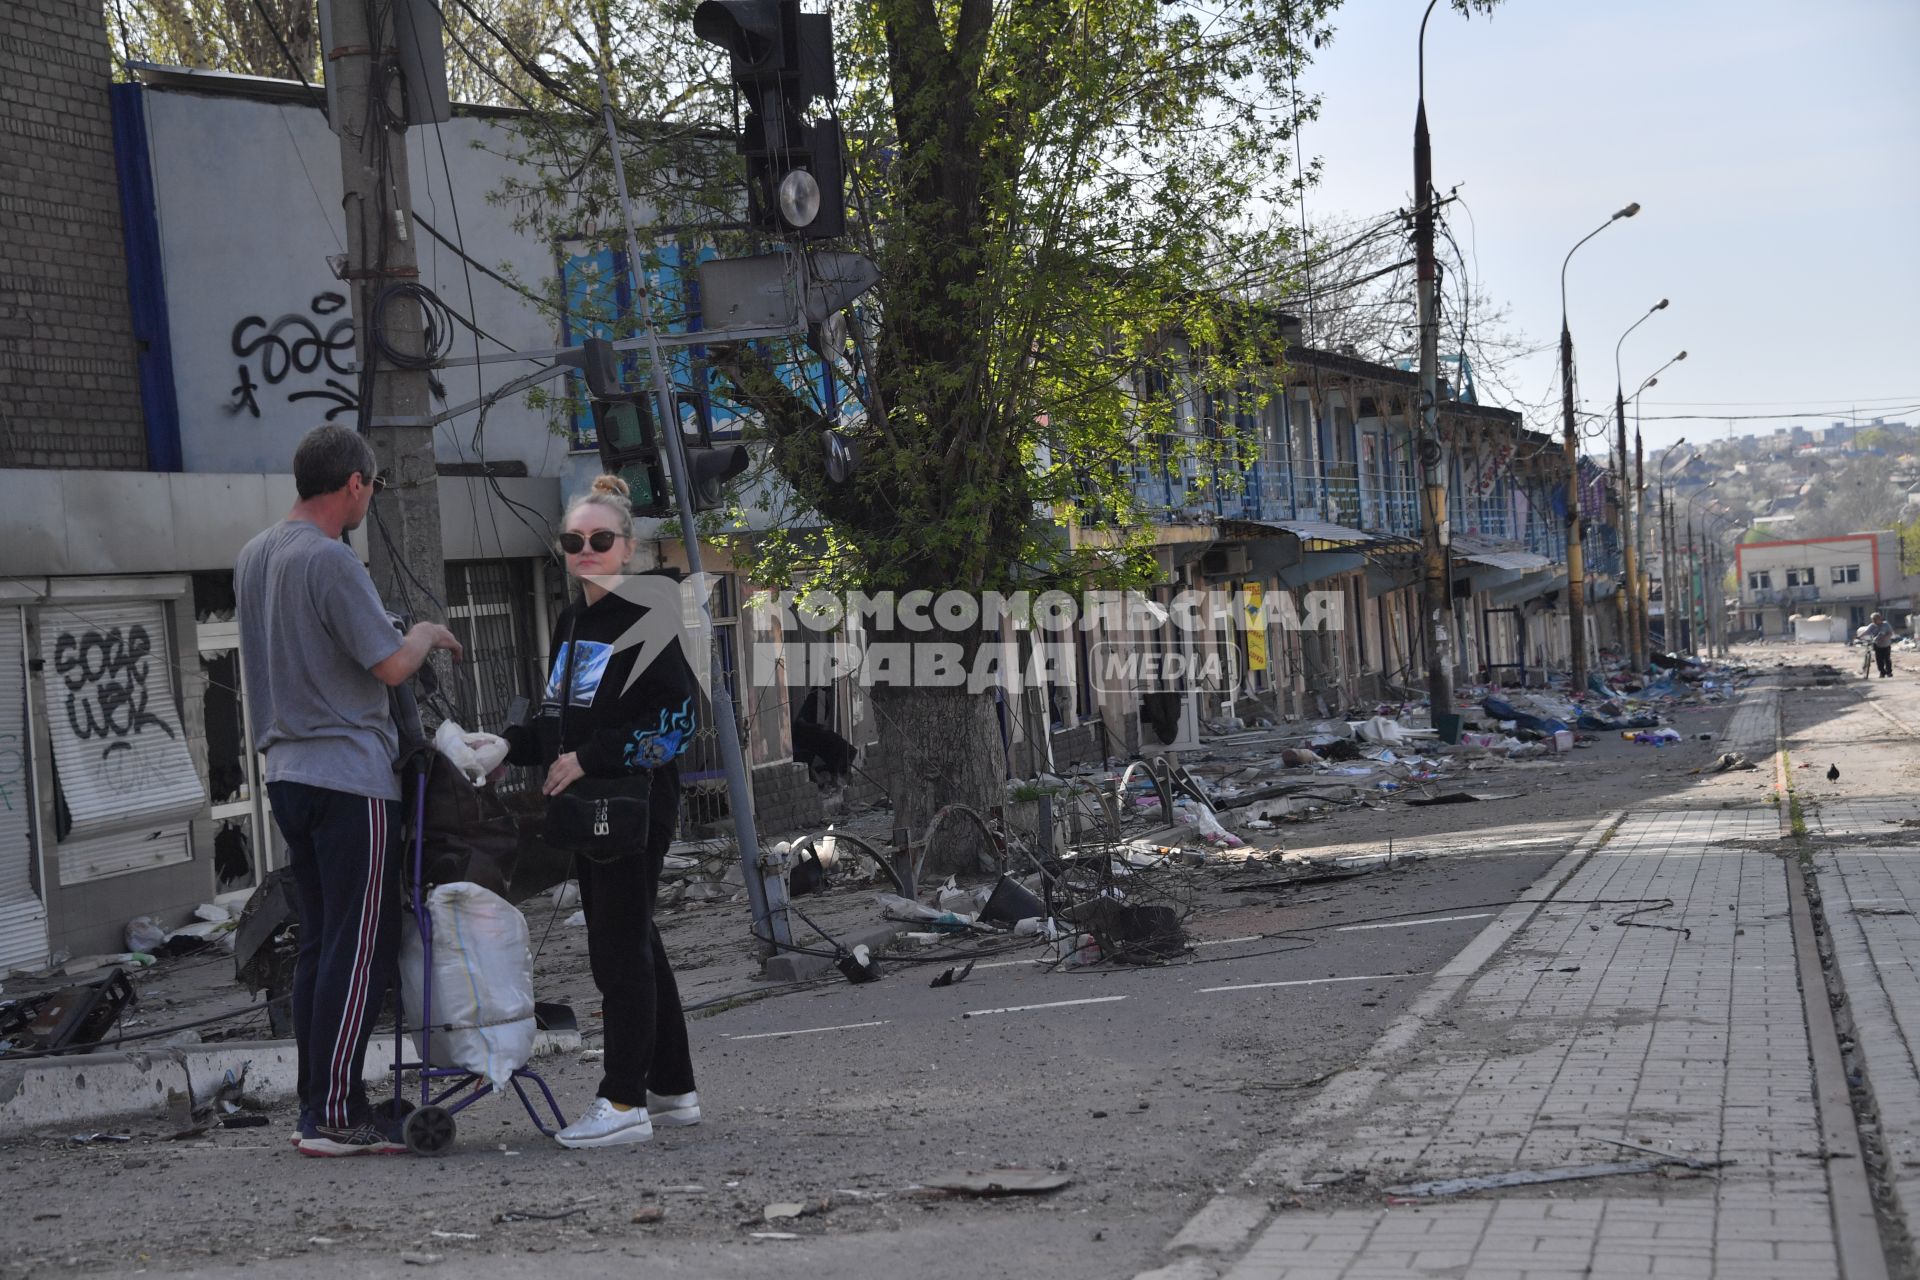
left=1293, top=0, right=1920, bottom=458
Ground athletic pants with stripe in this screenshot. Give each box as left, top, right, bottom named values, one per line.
left=268, top=780, right=401, bottom=1130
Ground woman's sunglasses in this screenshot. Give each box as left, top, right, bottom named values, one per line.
left=558, top=529, right=621, bottom=555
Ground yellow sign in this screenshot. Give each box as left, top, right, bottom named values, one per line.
left=1243, top=582, right=1268, bottom=671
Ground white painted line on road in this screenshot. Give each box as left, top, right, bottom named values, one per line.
left=1199, top=972, right=1427, bottom=995
left=961, top=996, right=1128, bottom=1019
left=1334, top=913, right=1494, bottom=933
left=722, top=1020, right=890, bottom=1042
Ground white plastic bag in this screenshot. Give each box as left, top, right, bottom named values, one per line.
left=399, top=881, right=536, bottom=1093
left=433, top=719, right=511, bottom=785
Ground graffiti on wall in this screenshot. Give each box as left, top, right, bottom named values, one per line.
left=225, top=292, right=358, bottom=421
left=53, top=625, right=176, bottom=764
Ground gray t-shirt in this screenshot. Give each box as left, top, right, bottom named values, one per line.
left=234, top=520, right=405, bottom=801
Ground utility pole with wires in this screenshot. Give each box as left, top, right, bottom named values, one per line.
left=322, top=0, right=449, bottom=624
left=1412, top=0, right=1454, bottom=716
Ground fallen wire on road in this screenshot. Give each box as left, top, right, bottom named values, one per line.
left=1613, top=899, right=1691, bottom=939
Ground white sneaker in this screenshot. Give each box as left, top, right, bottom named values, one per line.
left=647, top=1090, right=701, bottom=1127
left=555, top=1097, right=653, bottom=1149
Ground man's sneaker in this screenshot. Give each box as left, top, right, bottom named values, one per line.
left=646, top=1090, right=701, bottom=1127
left=554, top=1098, right=653, bottom=1149
left=297, top=1121, right=406, bottom=1157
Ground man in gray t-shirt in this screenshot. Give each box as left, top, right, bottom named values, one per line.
left=235, top=425, right=461, bottom=1156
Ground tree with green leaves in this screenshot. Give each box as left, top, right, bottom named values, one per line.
left=106, top=0, right=572, bottom=106
left=487, top=0, right=1501, bottom=860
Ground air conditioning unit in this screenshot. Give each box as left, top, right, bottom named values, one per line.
left=1138, top=689, right=1203, bottom=753
left=1201, top=544, right=1250, bottom=579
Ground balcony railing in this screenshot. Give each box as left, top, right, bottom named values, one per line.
left=1090, top=434, right=1567, bottom=569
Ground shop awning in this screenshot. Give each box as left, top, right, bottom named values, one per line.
left=1450, top=534, right=1552, bottom=574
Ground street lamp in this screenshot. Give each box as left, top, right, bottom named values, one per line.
left=1629, top=349, right=1686, bottom=668
left=1612, top=299, right=1669, bottom=673
left=1681, top=483, right=1720, bottom=658
left=1560, top=201, right=1640, bottom=691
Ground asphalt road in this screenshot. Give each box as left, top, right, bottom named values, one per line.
left=2, top=679, right=1787, bottom=1279
left=2, top=846, right=1563, bottom=1280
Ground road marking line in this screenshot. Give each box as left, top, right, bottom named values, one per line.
left=1200, top=972, right=1427, bottom=995
left=1335, top=913, right=1494, bottom=933
left=722, top=1020, right=890, bottom=1042
left=961, top=996, right=1128, bottom=1018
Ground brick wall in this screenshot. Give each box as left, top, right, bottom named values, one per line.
left=750, top=760, right=825, bottom=838
left=0, top=0, right=148, bottom=469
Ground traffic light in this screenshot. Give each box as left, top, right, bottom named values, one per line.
left=672, top=390, right=751, bottom=514
left=693, top=0, right=846, bottom=240
left=591, top=395, right=671, bottom=517
left=685, top=443, right=751, bottom=513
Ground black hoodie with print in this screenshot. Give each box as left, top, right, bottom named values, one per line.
left=503, top=575, right=698, bottom=776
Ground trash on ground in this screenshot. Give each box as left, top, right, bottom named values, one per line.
left=920, top=1169, right=1074, bottom=1196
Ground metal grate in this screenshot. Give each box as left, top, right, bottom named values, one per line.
left=444, top=560, right=542, bottom=796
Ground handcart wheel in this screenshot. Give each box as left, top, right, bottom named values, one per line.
left=403, top=1104, right=456, bottom=1156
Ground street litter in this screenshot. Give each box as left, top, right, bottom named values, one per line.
left=68, top=1133, right=132, bottom=1144
left=0, top=968, right=138, bottom=1060
left=1386, top=1153, right=1730, bottom=1198
left=494, top=1207, right=586, bottom=1223
left=929, top=960, right=975, bottom=988
left=919, top=1169, right=1073, bottom=1196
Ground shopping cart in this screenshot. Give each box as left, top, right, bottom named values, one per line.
left=385, top=730, right=568, bottom=1155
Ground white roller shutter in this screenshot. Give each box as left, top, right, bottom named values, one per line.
left=58, top=822, right=194, bottom=887
left=0, top=607, right=49, bottom=971
left=39, top=600, right=205, bottom=874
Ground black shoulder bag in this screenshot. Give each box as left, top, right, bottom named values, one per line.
left=541, top=614, right=651, bottom=862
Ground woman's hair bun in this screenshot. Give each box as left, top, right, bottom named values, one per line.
left=589, top=473, right=631, bottom=499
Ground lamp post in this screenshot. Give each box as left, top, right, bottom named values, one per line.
left=1700, top=510, right=1742, bottom=657
left=1654, top=440, right=1689, bottom=653
left=1631, top=351, right=1686, bottom=663
left=1560, top=202, right=1640, bottom=690
left=1682, top=484, right=1720, bottom=657
left=1612, top=299, right=1668, bottom=673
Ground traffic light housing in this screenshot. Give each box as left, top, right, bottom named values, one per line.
left=672, top=390, right=751, bottom=514
left=591, top=395, right=671, bottom=517
left=685, top=443, right=751, bottom=513
left=694, top=0, right=846, bottom=240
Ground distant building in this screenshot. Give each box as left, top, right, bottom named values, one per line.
left=1736, top=532, right=1918, bottom=637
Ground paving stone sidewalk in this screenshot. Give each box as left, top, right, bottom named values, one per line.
left=1807, top=797, right=1920, bottom=1246
left=1153, top=683, right=1864, bottom=1279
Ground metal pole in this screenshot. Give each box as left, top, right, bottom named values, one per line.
left=1633, top=425, right=1646, bottom=668
left=1413, top=0, right=1454, bottom=718
left=325, top=0, right=448, bottom=622
left=1611, top=300, right=1665, bottom=674
left=1561, top=319, right=1586, bottom=687
left=596, top=76, right=792, bottom=959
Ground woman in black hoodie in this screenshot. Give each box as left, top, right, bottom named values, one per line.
left=505, top=473, right=701, bottom=1149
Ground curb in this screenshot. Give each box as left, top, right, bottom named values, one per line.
left=1140, top=806, right=1623, bottom=1277
left=0, top=1028, right=581, bottom=1139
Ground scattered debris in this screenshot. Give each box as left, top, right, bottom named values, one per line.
left=929, top=960, right=975, bottom=989
left=921, top=1169, right=1074, bottom=1196
left=494, top=1208, right=586, bottom=1224
left=1386, top=1154, right=1730, bottom=1198
left=631, top=1206, right=666, bottom=1224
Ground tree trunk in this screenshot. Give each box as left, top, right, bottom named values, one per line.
left=870, top=678, right=1003, bottom=883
